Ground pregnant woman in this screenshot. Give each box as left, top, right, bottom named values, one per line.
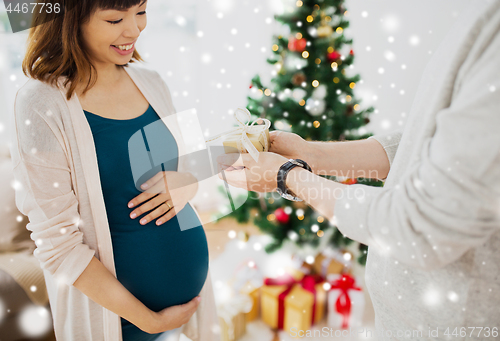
left=83, top=94, right=209, bottom=340
left=10, top=0, right=219, bottom=340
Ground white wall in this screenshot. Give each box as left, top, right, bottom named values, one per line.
left=346, top=0, right=472, bottom=134
left=0, top=0, right=473, bottom=211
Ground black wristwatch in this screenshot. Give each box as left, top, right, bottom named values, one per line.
left=276, top=159, right=312, bottom=202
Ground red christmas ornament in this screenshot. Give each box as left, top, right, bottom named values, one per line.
left=350, top=49, right=354, bottom=56
left=327, top=50, right=342, bottom=61
left=288, top=37, right=307, bottom=52
left=274, top=207, right=290, bottom=224
left=249, top=84, right=253, bottom=89
left=341, top=178, right=358, bottom=185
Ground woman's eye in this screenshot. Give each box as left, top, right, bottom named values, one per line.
left=106, top=11, right=145, bottom=24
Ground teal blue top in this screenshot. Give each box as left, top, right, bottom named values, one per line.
left=84, top=104, right=209, bottom=341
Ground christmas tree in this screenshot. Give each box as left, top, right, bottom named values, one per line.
left=217, top=0, right=383, bottom=266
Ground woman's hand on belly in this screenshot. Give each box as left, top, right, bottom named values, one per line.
left=128, top=171, right=198, bottom=226
left=140, top=296, right=202, bottom=334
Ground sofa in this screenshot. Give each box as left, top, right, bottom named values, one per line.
left=0, top=144, right=55, bottom=340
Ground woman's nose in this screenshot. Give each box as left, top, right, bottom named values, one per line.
left=124, top=19, right=142, bottom=38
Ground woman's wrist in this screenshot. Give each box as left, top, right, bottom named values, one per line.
left=138, top=309, right=160, bottom=334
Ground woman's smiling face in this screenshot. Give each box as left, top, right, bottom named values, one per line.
left=81, top=0, right=147, bottom=67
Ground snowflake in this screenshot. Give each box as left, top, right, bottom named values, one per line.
left=423, top=287, right=442, bottom=307
left=409, top=35, right=420, bottom=46
left=447, top=291, right=459, bottom=302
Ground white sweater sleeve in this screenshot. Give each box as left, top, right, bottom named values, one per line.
left=333, top=33, right=500, bottom=271
left=9, top=86, right=95, bottom=286
left=368, top=130, right=403, bottom=168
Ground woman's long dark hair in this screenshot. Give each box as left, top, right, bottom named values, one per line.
left=22, top=0, right=145, bottom=100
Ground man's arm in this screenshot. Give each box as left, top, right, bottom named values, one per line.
left=327, top=30, right=500, bottom=270
left=286, top=29, right=500, bottom=269
left=285, top=167, right=347, bottom=235
left=304, top=137, right=393, bottom=180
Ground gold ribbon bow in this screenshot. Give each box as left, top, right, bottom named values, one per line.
left=205, top=108, right=271, bottom=162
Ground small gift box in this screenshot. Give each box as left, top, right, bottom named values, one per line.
left=260, top=269, right=327, bottom=332
left=223, top=129, right=271, bottom=155
left=313, top=250, right=352, bottom=278
left=291, top=254, right=314, bottom=275
left=205, top=108, right=271, bottom=162
left=219, top=313, right=246, bottom=341
left=229, top=260, right=264, bottom=322
left=218, top=294, right=253, bottom=341
left=327, top=274, right=365, bottom=329
left=240, top=282, right=261, bottom=322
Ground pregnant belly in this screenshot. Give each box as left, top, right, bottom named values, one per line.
left=110, top=203, right=209, bottom=313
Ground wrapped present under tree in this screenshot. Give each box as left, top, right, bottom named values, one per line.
left=327, top=273, right=365, bottom=329
left=261, top=269, right=327, bottom=332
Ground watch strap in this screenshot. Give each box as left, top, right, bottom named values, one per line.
left=276, top=159, right=312, bottom=201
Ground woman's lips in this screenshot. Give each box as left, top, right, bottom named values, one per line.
left=110, top=43, right=135, bottom=55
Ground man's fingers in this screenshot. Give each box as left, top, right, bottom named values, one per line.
left=218, top=168, right=250, bottom=190
left=269, top=130, right=283, bottom=142
left=217, top=153, right=257, bottom=168
left=221, top=165, right=245, bottom=171
left=217, top=153, right=241, bottom=167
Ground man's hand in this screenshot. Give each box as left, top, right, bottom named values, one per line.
left=268, top=130, right=310, bottom=160
left=216, top=152, right=288, bottom=193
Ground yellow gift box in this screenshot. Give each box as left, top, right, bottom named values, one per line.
left=260, top=271, right=327, bottom=333
left=218, top=294, right=253, bottom=341
left=240, top=282, right=261, bottom=322
left=219, top=313, right=246, bottom=341
left=223, top=128, right=270, bottom=154
left=313, top=253, right=345, bottom=277
left=205, top=108, right=271, bottom=162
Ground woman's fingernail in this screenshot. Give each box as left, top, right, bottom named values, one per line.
left=128, top=202, right=134, bottom=208
left=140, top=219, right=147, bottom=224
left=156, top=220, right=162, bottom=225
left=130, top=212, right=136, bottom=219
left=141, top=183, right=148, bottom=189
left=196, top=297, right=201, bottom=302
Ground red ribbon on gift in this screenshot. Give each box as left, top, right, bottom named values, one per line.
left=329, top=274, right=361, bottom=329
left=300, top=274, right=324, bottom=325
left=264, top=273, right=324, bottom=329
